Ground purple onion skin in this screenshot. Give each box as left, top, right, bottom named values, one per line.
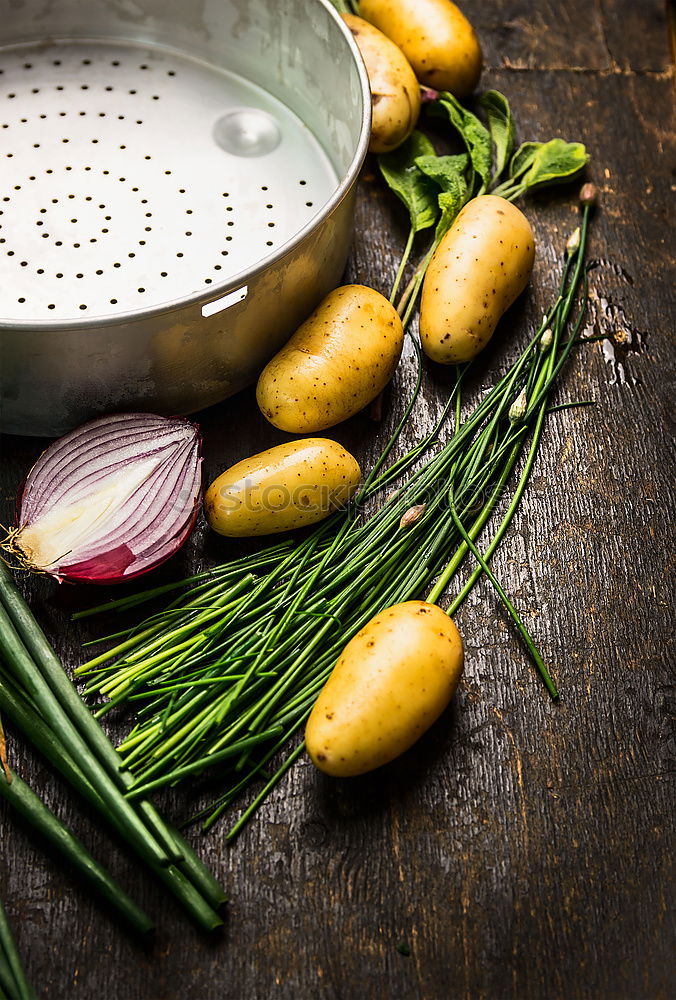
left=14, top=413, right=203, bottom=585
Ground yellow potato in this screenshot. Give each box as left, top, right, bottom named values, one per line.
left=343, top=14, right=420, bottom=153
left=305, top=601, right=464, bottom=776
left=359, top=0, right=482, bottom=98
left=204, top=438, right=360, bottom=537
left=420, top=196, right=535, bottom=364
left=256, top=284, right=404, bottom=433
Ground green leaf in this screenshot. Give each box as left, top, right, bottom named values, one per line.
left=431, top=93, right=492, bottom=195
left=378, top=131, right=440, bottom=233
left=479, top=90, right=516, bottom=182
left=509, top=142, right=543, bottom=181
left=434, top=188, right=468, bottom=242
left=519, top=139, right=589, bottom=190
left=414, top=153, right=469, bottom=193
left=413, top=154, right=470, bottom=240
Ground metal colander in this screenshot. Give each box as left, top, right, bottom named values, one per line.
left=0, top=0, right=370, bottom=435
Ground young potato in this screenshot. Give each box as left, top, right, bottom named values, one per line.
left=343, top=13, right=420, bottom=153
left=204, top=438, right=361, bottom=538
left=256, top=284, right=404, bottom=433
left=420, top=196, right=536, bottom=364
left=305, top=601, right=464, bottom=777
left=204, top=438, right=360, bottom=537
left=359, top=0, right=482, bottom=98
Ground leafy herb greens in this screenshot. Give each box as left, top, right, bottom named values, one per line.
left=430, top=92, right=493, bottom=195
left=415, top=154, right=469, bottom=240
left=508, top=141, right=545, bottom=181
left=479, top=90, right=516, bottom=180
left=377, top=131, right=440, bottom=300
left=377, top=131, right=439, bottom=235
left=495, top=138, right=589, bottom=198
left=377, top=88, right=589, bottom=311
left=413, top=153, right=469, bottom=194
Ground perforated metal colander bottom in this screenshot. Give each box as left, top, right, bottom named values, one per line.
left=0, top=39, right=339, bottom=322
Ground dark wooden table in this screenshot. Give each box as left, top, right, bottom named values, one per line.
left=2, top=2, right=675, bottom=997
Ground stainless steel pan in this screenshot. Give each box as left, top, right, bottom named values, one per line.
left=0, top=0, right=370, bottom=435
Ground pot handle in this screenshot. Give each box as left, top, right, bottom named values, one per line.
left=201, top=285, right=248, bottom=318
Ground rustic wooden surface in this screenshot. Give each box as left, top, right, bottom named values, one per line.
left=1, top=1, right=675, bottom=997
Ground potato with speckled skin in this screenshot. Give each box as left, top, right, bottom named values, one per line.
left=256, top=284, right=404, bottom=433
left=359, top=0, right=482, bottom=98
left=204, top=439, right=360, bottom=537
left=343, top=14, right=420, bottom=153
left=420, top=196, right=535, bottom=365
left=305, top=601, right=464, bottom=777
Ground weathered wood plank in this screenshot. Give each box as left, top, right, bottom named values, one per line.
left=0, top=3, right=674, bottom=998
left=473, top=0, right=672, bottom=72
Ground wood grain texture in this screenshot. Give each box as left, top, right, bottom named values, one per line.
left=1, top=1, right=674, bottom=998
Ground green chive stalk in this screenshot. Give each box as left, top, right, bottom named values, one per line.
left=0, top=601, right=167, bottom=868
left=0, top=768, right=153, bottom=936
left=0, top=896, right=35, bottom=1000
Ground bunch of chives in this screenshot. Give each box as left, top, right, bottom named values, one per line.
left=0, top=561, right=226, bottom=931
left=76, top=199, right=594, bottom=835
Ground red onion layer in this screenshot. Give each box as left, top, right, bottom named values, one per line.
left=9, top=413, right=202, bottom=584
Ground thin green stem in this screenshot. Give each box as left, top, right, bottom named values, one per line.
left=124, top=727, right=284, bottom=799
left=389, top=226, right=415, bottom=304
left=447, top=490, right=558, bottom=698
left=225, top=742, right=306, bottom=841
left=0, top=896, right=35, bottom=1000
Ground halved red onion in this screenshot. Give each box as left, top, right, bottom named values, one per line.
left=8, top=413, right=202, bottom=583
